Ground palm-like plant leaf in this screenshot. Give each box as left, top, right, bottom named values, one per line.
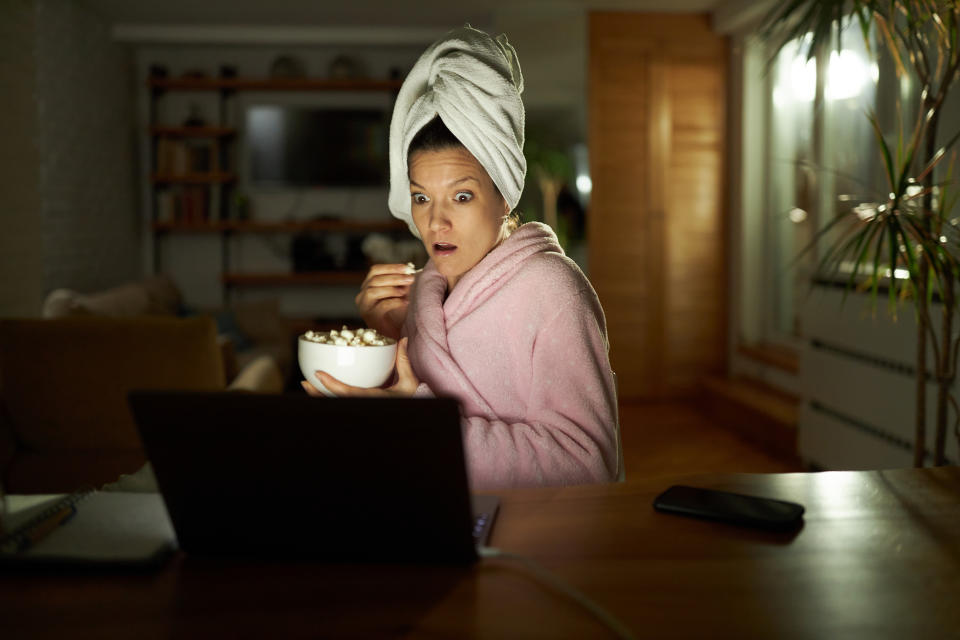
left=917, top=127, right=960, bottom=183
left=847, top=220, right=887, bottom=301
left=856, top=4, right=875, bottom=54
left=867, top=111, right=898, bottom=192
left=889, top=219, right=905, bottom=307
left=761, top=0, right=871, bottom=68
left=760, top=0, right=960, bottom=463
left=873, top=11, right=909, bottom=77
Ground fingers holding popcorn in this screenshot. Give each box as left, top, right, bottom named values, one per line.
left=356, top=263, right=419, bottom=339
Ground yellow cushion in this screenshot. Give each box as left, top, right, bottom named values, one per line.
left=0, top=316, right=225, bottom=452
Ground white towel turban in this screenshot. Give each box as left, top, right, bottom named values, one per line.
left=387, top=25, right=526, bottom=239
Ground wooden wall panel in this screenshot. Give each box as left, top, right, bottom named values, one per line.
left=589, top=13, right=728, bottom=399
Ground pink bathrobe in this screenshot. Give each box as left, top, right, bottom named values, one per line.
left=403, top=222, right=619, bottom=490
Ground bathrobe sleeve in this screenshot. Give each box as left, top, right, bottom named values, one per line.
left=414, top=288, right=619, bottom=489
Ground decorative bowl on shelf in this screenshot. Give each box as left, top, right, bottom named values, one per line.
left=328, top=55, right=367, bottom=79
left=270, top=55, right=306, bottom=78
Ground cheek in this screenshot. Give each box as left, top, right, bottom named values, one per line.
left=464, top=208, right=503, bottom=254
left=483, top=204, right=505, bottom=237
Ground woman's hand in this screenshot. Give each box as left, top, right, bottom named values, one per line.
left=300, top=337, right=420, bottom=398
left=354, top=264, right=416, bottom=340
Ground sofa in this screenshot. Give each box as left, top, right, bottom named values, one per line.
left=41, top=275, right=293, bottom=387
left=0, top=315, right=283, bottom=494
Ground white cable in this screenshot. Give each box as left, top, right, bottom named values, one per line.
left=478, top=546, right=637, bottom=640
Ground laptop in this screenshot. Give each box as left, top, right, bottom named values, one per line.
left=127, top=391, right=498, bottom=564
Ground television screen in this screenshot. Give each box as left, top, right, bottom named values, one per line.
left=246, top=106, right=389, bottom=187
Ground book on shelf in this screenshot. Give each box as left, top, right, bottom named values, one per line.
left=156, top=138, right=214, bottom=177
left=156, top=185, right=217, bottom=223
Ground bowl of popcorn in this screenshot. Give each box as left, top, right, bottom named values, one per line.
left=298, top=326, right=398, bottom=396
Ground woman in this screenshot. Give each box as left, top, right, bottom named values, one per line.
left=302, top=26, right=619, bottom=489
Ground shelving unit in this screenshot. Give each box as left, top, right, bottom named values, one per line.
left=222, top=272, right=369, bottom=287
left=152, top=220, right=407, bottom=234
left=149, top=76, right=403, bottom=92
left=153, top=219, right=407, bottom=291
left=150, top=172, right=236, bottom=185
left=149, top=125, right=237, bottom=137
left=145, top=74, right=404, bottom=306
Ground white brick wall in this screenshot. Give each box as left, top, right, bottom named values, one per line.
left=0, top=0, right=140, bottom=318
left=0, top=0, right=44, bottom=317
left=35, top=0, right=140, bottom=295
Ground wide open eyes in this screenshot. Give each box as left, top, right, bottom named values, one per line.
left=410, top=191, right=474, bottom=205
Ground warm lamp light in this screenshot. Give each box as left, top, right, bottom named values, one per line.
left=773, top=36, right=816, bottom=106
left=576, top=174, right=592, bottom=195
left=826, top=49, right=872, bottom=101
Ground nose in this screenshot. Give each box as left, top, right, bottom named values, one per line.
left=427, top=202, right=452, bottom=233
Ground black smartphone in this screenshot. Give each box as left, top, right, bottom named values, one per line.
left=653, top=485, right=805, bottom=531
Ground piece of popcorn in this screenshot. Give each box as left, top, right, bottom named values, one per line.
left=404, top=262, right=416, bottom=275
left=302, top=326, right=395, bottom=346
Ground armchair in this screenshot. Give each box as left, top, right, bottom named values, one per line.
left=42, top=275, right=293, bottom=387
left=0, top=316, right=281, bottom=494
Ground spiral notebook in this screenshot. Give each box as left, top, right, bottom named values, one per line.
left=0, top=490, right=177, bottom=567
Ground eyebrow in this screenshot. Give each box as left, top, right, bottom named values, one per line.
left=409, top=176, right=479, bottom=189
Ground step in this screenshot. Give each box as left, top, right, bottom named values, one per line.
left=699, top=376, right=801, bottom=464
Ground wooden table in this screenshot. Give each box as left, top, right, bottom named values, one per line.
left=2, top=467, right=958, bottom=639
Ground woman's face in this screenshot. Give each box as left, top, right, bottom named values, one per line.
left=409, top=147, right=510, bottom=292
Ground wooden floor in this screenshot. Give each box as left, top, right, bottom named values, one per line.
left=619, top=400, right=804, bottom=483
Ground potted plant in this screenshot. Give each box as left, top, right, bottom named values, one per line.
left=520, top=116, right=579, bottom=249
left=761, top=1, right=960, bottom=465
left=522, top=139, right=577, bottom=252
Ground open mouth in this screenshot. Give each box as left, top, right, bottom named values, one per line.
left=433, top=242, right=458, bottom=256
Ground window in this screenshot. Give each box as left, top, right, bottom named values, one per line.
left=738, top=22, right=910, bottom=348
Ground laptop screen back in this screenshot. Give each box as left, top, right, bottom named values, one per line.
left=128, top=391, right=478, bottom=564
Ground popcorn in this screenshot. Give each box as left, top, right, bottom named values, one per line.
left=404, top=262, right=416, bottom=275
left=303, top=326, right=394, bottom=347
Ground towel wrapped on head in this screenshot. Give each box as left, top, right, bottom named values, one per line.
left=388, top=25, right=526, bottom=238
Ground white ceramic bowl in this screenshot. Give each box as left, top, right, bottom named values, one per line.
left=298, top=335, right=398, bottom=396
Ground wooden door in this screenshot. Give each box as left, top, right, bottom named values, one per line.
left=589, top=13, right=728, bottom=399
